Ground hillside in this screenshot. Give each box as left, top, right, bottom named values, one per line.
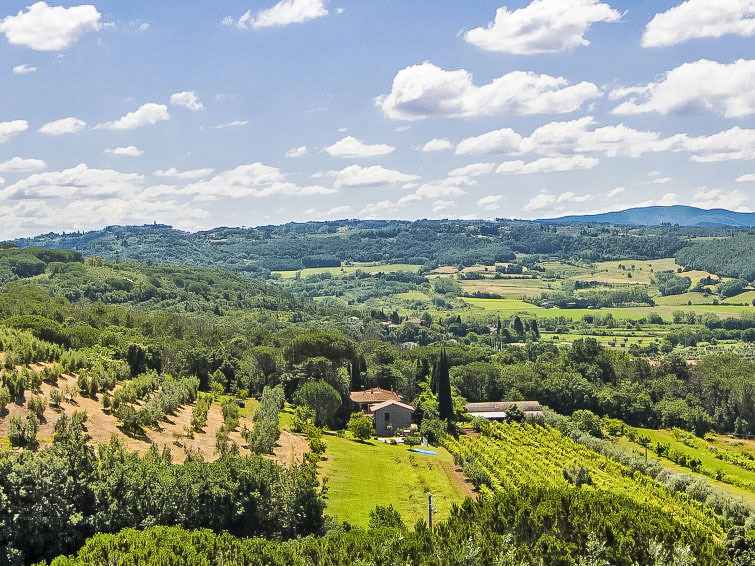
left=538, top=205, right=755, bottom=227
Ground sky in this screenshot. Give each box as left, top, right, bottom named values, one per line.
left=1, top=0, right=754, bottom=239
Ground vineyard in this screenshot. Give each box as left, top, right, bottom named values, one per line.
left=445, top=423, right=724, bottom=538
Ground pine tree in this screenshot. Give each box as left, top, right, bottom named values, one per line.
left=437, top=349, right=453, bottom=423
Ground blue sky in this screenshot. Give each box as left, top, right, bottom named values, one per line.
left=1, top=0, right=754, bottom=238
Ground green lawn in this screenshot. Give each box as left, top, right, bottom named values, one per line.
left=318, top=434, right=470, bottom=527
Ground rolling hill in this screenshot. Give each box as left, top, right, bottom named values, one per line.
left=538, top=205, right=755, bottom=227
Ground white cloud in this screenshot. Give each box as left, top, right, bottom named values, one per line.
left=673, top=126, right=755, bottom=162
left=643, top=0, right=755, bottom=48
left=38, top=116, right=86, bottom=135
left=97, top=103, right=170, bottom=130
left=235, top=0, right=327, bottom=30
left=322, top=164, right=420, bottom=188
left=0, top=120, right=29, bottom=143
left=359, top=200, right=400, bottom=218
left=557, top=191, right=593, bottom=203
left=213, top=120, right=249, bottom=128
left=324, top=136, right=395, bottom=158
left=105, top=146, right=143, bottom=157
left=410, top=177, right=475, bottom=200
left=432, top=200, right=455, bottom=214
left=736, top=173, right=755, bottom=182
left=650, top=176, right=673, bottom=184
left=12, top=64, right=37, bottom=74
left=377, top=61, right=600, bottom=120
left=448, top=162, right=495, bottom=177
left=0, top=176, right=4, bottom=185
left=456, top=128, right=524, bottom=155
left=170, top=91, right=204, bottom=111
left=420, top=138, right=453, bottom=152
left=183, top=163, right=336, bottom=201
left=325, top=205, right=351, bottom=217
left=477, top=194, right=502, bottom=211
left=692, top=187, right=750, bottom=210
left=0, top=163, right=143, bottom=200
left=285, top=145, right=308, bottom=158
left=612, top=59, right=755, bottom=118
left=0, top=157, right=46, bottom=173
left=465, top=0, right=621, bottom=54
left=522, top=189, right=557, bottom=211
left=0, top=2, right=101, bottom=51
left=657, top=192, right=679, bottom=206
left=604, top=186, right=625, bottom=198
left=154, top=168, right=214, bottom=180
left=496, top=155, right=599, bottom=174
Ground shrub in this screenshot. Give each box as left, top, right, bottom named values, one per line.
left=27, top=395, right=47, bottom=420
left=347, top=412, right=373, bottom=441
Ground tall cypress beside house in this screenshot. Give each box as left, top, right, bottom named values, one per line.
left=430, top=359, right=438, bottom=394
left=437, top=349, right=453, bottom=422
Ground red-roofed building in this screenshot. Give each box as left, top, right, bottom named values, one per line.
left=349, top=387, right=401, bottom=412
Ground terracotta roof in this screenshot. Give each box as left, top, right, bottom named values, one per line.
left=349, top=388, right=401, bottom=404
left=369, top=400, right=415, bottom=413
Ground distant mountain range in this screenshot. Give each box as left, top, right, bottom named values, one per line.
left=537, top=205, right=755, bottom=227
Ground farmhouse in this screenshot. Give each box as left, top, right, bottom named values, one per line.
left=349, top=387, right=401, bottom=412
left=370, top=400, right=415, bottom=437
left=466, top=401, right=543, bottom=421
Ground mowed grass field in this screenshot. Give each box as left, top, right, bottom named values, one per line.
left=273, top=263, right=421, bottom=279
left=318, top=434, right=471, bottom=527
left=462, top=297, right=754, bottom=320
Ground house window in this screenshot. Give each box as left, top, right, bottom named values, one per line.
left=384, top=412, right=390, bottom=423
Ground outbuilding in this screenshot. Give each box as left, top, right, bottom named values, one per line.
left=370, top=400, right=415, bottom=437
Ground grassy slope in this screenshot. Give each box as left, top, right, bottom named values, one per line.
left=318, top=434, right=470, bottom=527
left=617, top=428, right=755, bottom=505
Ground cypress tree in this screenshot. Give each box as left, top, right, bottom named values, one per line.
left=430, top=360, right=438, bottom=394
left=437, top=349, right=453, bottom=422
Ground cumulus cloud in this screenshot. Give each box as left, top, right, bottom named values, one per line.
left=496, top=155, right=599, bottom=174
left=650, top=176, right=673, bottom=184
left=321, top=165, right=420, bottom=188
left=0, top=120, right=28, bottom=143
left=0, top=2, right=101, bottom=51
left=0, top=157, right=46, bottom=173
left=359, top=200, right=400, bottom=219
left=325, top=205, right=351, bottom=217
left=285, top=145, right=308, bottom=158
left=604, top=186, right=625, bottom=198
left=557, top=191, right=593, bottom=203
left=477, top=194, right=502, bottom=211
left=105, top=146, right=143, bottom=157
left=643, top=0, right=755, bottom=48
left=38, top=116, right=86, bottom=135
left=736, top=173, right=755, bottom=182
left=432, top=200, right=455, bottom=214
left=465, top=0, right=621, bottom=54
left=170, top=91, right=204, bottom=111
left=233, top=0, right=327, bottom=30
left=324, top=136, right=395, bottom=158
left=612, top=59, right=755, bottom=118
left=522, top=189, right=557, bottom=211
left=409, top=176, right=476, bottom=200
left=377, top=61, right=600, bottom=120
left=692, top=187, right=750, bottom=209
left=0, top=163, right=143, bottom=200
left=154, top=168, right=215, bottom=180
left=455, top=116, right=755, bottom=163
left=456, top=128, right=524, bottom=155
left=97, top=103, right=170, bottom=130
left=448, top=163, right=495, bottom=177
left=657, top=192, right=679, bottom=206
left=420, top=138, right=453, bottom=152
left=182, top=163, right=336, bottom=201
left=12, top=64, right=37, bottom=74
left=213, top=120, right=249, bottom=128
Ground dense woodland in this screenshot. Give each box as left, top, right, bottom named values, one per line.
left=13, top=220, right=746, bottom=276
